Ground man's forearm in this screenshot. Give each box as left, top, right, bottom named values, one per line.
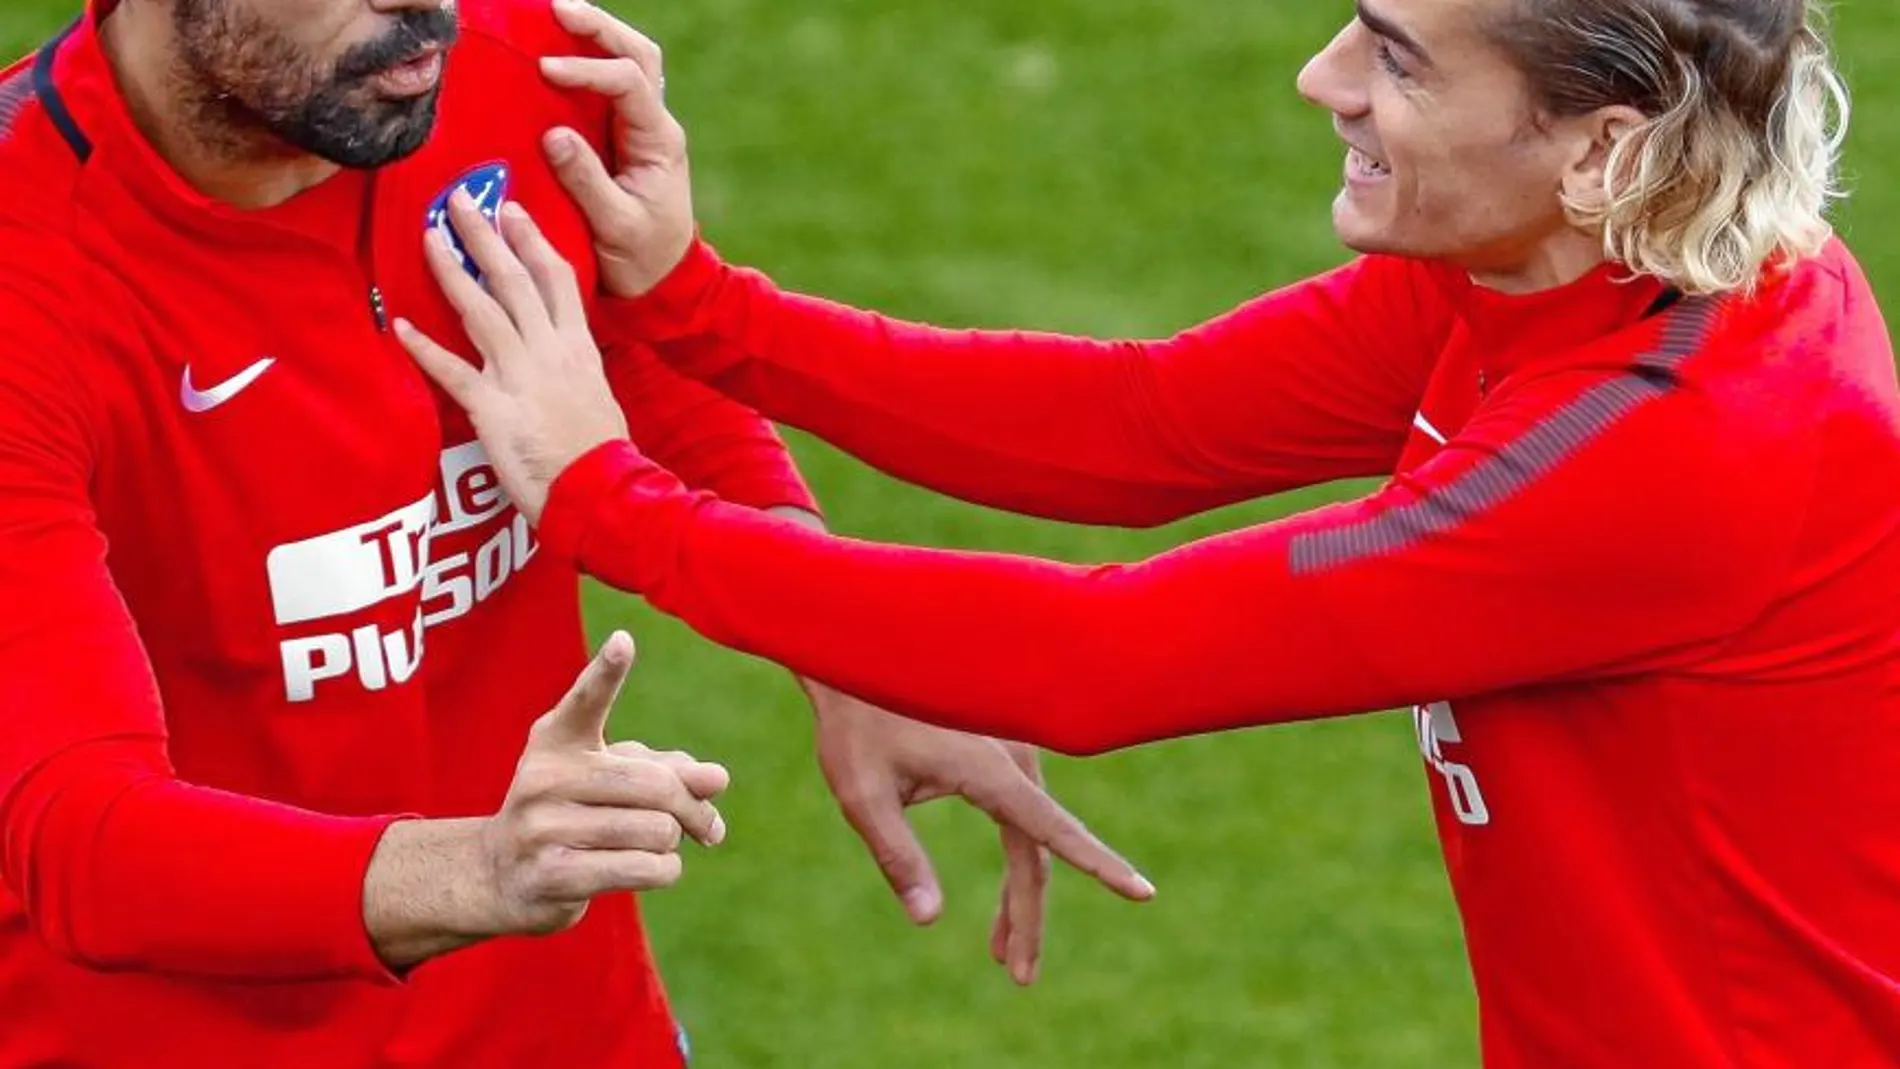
left=3, top=744, right=412, bottom=983
left=361, top=817, right=502, bottom=971
left=601, top=339, right=818, bottom=516
left=767, top=505, right=837, bottom=701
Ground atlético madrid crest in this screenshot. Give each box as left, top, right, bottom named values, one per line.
left=425, top=160, right=511, bottom=282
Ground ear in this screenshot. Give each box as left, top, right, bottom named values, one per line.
left=1559, top=104, right=1649, bottom=213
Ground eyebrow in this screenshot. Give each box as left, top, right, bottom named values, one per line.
left=1356, top=0, right=1435, bottom=67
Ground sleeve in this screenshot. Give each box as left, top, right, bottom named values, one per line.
left=535, top=349, right=1795, bottom=756
left=597, top=239, right=1457, bottom=527
left=0, top=286, right=408, bottom=982
left=598, top=337, right=818, bottom=514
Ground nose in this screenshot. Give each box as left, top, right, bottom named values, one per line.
left=1296, top=22, right=1371, bottom=120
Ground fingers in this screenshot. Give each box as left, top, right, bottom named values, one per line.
left=540, top=55, right=658, bottom=101
left=420, top=218, right=519, bottom=367
left=539, top=848, right=685, bottom=902
left=529, top=631, right=635, bottom=752
left=564, top=752, right=728, bottom=847
left=540, top=55, right=670, bottom=144
left=834, top=777, right=943, bottom=923
left=967, top=764, right=1156, bottom=904
left=496, top=201, right=587, bottom=334
left=392, top=318, right=485, bottom=409
left=998, top=826, right=1050, bottom=985
left=609, top=743, right=733, bottom=801
left=444, top=191, right=557, bottom=345
left=990, top=889, right=1011, bottom=969
left=561, top=807, right=685, bottom=852
left=549, top=0, right=664, bottom=88
left=543, top=128, right=629, bottom=242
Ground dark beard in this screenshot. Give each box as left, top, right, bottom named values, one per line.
left=170, top=0, right=459, bottom=169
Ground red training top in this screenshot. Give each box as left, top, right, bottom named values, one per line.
left=540, top=236, right=1900, bottom=1068
left=0, top=3, right=812, bottom=1066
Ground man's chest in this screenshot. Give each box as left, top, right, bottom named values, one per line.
left=84, top=112, right=601, bottom=706
left=1396, top=327, right=1491, bottom=473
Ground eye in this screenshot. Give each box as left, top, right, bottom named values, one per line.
left=1374, top=39, right=1409, bottom=79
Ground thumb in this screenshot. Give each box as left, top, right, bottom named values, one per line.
left=532, top=630, right=635, bottom=752
left=544, top=127, right=630, bottom=236
left=837, top=786, right=943, bottom=925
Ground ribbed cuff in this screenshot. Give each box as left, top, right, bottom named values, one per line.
left=539, top=440, right=650, bottom=569
left=598, top=238, right=726, bottom=343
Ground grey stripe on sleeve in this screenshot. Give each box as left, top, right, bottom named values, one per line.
left=1288, top=297, right=1718, bottom=575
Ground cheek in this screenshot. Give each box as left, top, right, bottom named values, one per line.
left=267, top=0, right=365, bottom=68
left=1402, top=126, right=1560, bottom=223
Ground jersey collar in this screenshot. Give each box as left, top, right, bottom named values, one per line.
left=1443, top=260, right=1681, bottom=387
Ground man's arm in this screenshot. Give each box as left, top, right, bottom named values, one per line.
left=533, top=0, right=1446, bottom=528
left=0, top=293, right=715, bottom=982
left=597, top=335, right=818, bottom=514
left=0, top=295, right=406, bottom=981
left=604, top=239, right=1456, bottom=527
left=532, top=312, right=1795, bottom=752
left=586, top=297, right=1152, bottom=962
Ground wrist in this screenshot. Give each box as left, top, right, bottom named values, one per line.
left=606, top=228, right=697, bottom=302
left=800, top=676, right=839, bottom=711
left=447, top=816, right=515, bottom=940
left=597, top=234, right=725, bottom=342
left=363, top=817, right=506, bottom=970
left=769, top=509, right=836, bottom=710
left=538, top=439, right=648, bottom=568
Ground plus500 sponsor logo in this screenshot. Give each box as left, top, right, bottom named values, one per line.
left=266, top=442, right=539, bottom=702
left=419, top=440, right=540, bottom=630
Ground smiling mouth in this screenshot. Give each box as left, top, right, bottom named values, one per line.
left=1347, top=145, right=1392, bottom=180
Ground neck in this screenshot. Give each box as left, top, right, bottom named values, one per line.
left=1466, top=227, right=1608, bottom=295
left=99, top=3, right=339, bottom=210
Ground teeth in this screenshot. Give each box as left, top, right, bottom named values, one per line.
left=1350, top=148, right=1390, bottom=176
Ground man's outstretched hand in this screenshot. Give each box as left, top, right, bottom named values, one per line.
left=809, top=684, right=1154, bottom=985
left=364, top=632, right=730, bottom=971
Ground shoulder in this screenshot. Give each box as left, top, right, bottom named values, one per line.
left=0, top=237, right=100, bottom=465
left=1676, top=238, right=1894, bottom=415
left=0, top=44, right=88, bottom=245
left=1453, top=293, right=1808, bottom=517
left=444, top=0, right=614, bottom=136
left=0, top=158, right=104, bottom=445
left=456, top=0, right=609, bottom=67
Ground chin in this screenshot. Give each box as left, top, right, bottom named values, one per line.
left=334, top=107, right=442, bottom=168
left=1330, top=195, right=1394, bottom=255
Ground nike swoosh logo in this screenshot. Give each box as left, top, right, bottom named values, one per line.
left=181, top=357, right=276, bottom=413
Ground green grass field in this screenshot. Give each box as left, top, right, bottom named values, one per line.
left=6, top=2, right=1898, bottom=1066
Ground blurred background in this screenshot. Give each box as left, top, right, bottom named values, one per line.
left=5, top=2, right=1895, bottom=1066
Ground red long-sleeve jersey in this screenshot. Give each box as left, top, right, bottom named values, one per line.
left=0, top=4, right=812, bottom=1066
left=539, top=237, right=1900, bottom=1067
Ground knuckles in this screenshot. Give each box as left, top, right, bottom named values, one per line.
left=608, top=810, right=685, bottom=852
left=508, top=753, right=567, bottom=803
left=589, top=754, right=672, bottom=803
